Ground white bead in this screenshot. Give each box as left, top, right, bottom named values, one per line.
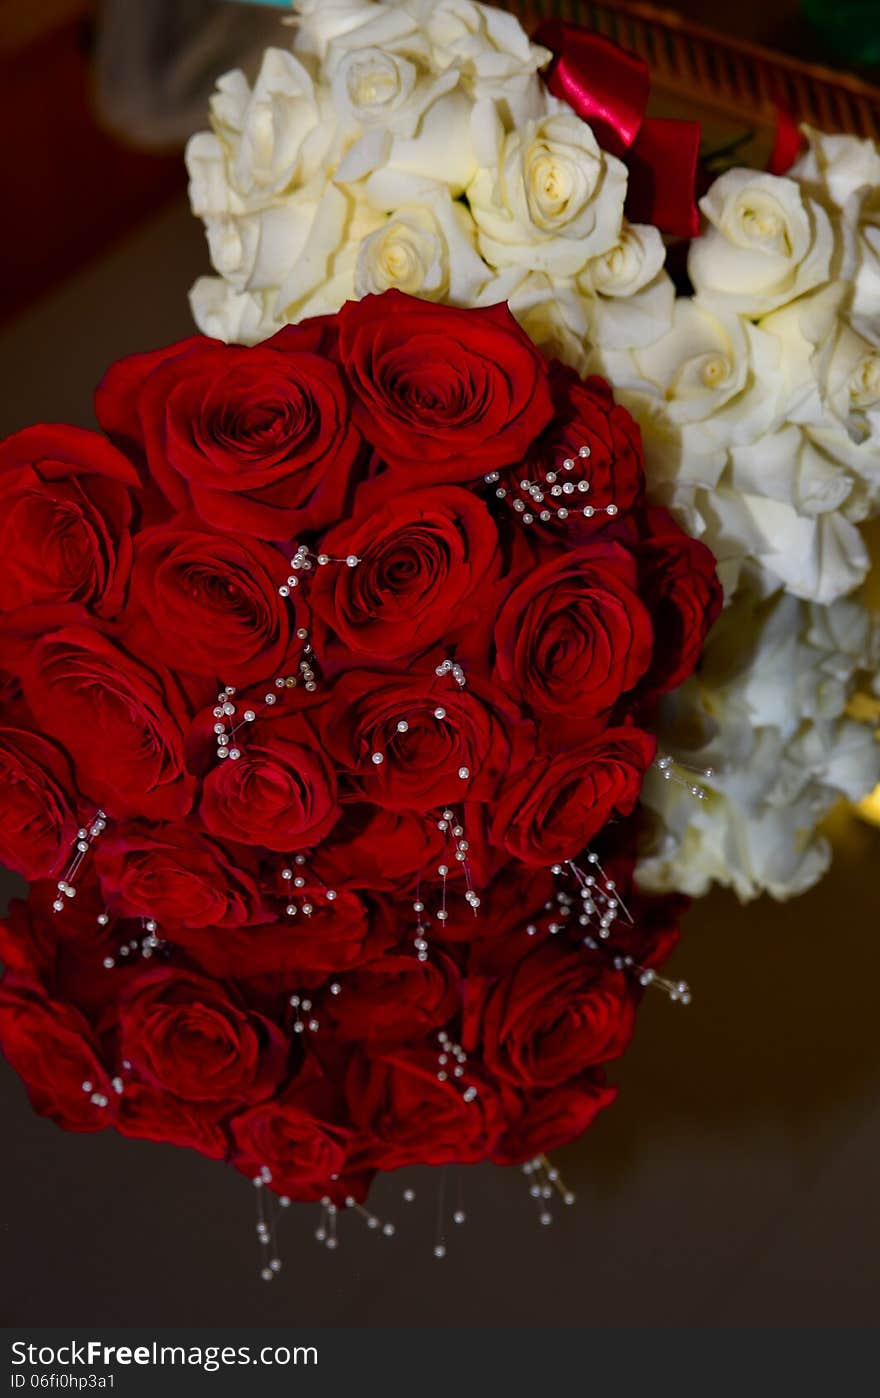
left=458, top=767, right=469, bottom=780
left=396, top=721, right=409, bottom=733
left=371, top=752, right=384, bottom=765
left=434, top=1245, right=446, bottom=1259
left=563, top=458, right=575, bottom=471
left=243, top=710, right=256, bottom=722
left=317, top=554, right=329, bottom=566
left=434, top=707, right=446, bottom=720
left=346, top=555, right=360, bottom=568
left=606, top=503, right=618, bottom=516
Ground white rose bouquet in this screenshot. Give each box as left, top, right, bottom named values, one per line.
left=186, top=0, right=880, bottom=902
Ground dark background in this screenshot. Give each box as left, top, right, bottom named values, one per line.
left=2, top=0, right=880, bottom=1328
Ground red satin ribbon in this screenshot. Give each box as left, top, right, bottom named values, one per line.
left=767, top=103, right=804, bottom=175
left=534, top=20, right=701, bottom=239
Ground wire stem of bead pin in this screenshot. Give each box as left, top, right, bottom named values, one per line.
left=654, top=753, right=714, bottom=801
left=280, top=544, right=360, bottom=596
left=522, top=1156, right=576, bottom=1224
left=101, top=914, right=166, bottom=970
left=281, top=852, right=338, bottom=919
left=487, top=443, right=618, bottom=526
left=434, top=808, right=480, bottom=918
left=253, top=1168, right=288, bottom=1281
left=550, top=858, right=691, bottom=1005
left=53, top=811, right=107, bottom=912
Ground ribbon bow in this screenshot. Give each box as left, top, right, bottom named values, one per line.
left=534, top=20, right=701, bottom=239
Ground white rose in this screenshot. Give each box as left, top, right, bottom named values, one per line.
left=476, top=268, right=593, bottom=375
left=727, top=423, right=854, bottom=517
left=324, top=8, right=459, bottom=136
left=272, top=181, right=366, bottom=321
left=815, top=320, right=880, bottom=446
left=790, top=126, right=880, bottom=213
left=758, top=282, right=848, bottom=425
left=189, top=277, right=284, bottom=346
left=213, top=49, right=333, bottom=204
left=637, top=591, right=880, bottom=900
left=689, top=168, right=836, bottom=317
left=185, top=131, right=241, bottom=219
left=354, top=180, right=490, bottom=302
left=715, top=489, right=869, bottom=603
left=334, top=85, right=477, bottom=194
left=604, top=299, right=783, bottom=446
left=578, top=222, right=674, bottom=350
left=468, top=98, right=627, bottom=277
left=807, top=421, right=880, bottom=514
left=291, top=0, right=384, bottom=60
left=402, top=0, right=551, bottom=124
left=203, top=205, right=308, bottom=293
left=853, top=219, right=880, bottom=329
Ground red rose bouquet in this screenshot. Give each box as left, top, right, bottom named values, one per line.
left=0, top=291, right=720, bottom=1255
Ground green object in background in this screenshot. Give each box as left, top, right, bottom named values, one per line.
left=800, top=0, right=880, bottom=64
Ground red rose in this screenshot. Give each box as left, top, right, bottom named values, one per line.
left=231, top=1073, right=369, bottom=1204
left=116, top=968, right=288, bottom=1105
left=176, top=887, right=389, bottom=981
left=473, top=942, right=636, bottom=1088
left=322, top=949, right=460, bottom=1045
left=0, top=980, right=117, bottom=1132
left=491, top=1076, right=617, bottom=1165
left=0, top=425, right=138, bottom=624
left=309, top=484, right=501, bottom=666
left=312, top=805, right=448, bottom=893
left=337, top=292, right=553, bottom=482
left=493, top=542, right=654, bottom=737
left=0, top=885, right=143, bottom=1017
left=635, top=508, right=722, bottom=698
left=121, top=518, right=296, bottom=685
left=319, top=669, right=516, bottom=812
left=116, top=1080, right=230, bottom=1160
left=195, top=708, right=340, bottom=852
left=94, top=824, right=267, bottom=931
left=346, top=1047, right=501, bottom=1168
left=491, top=727, right=655, bottom=865
left=95, top=325, right=361, bottom=540
left=0, top=723, right=79, bottom=880
left=510, top=367, right=645, bottom=532
left=18, top=626, right=195, bottom=821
